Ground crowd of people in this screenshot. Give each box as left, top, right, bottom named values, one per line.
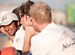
left=0, top=0, right=75, bottom=55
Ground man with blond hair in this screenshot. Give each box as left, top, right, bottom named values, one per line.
left=21, top=1, right=75, bottom=55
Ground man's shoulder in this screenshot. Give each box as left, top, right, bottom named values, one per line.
left=15, top=26, right=25, bottom=37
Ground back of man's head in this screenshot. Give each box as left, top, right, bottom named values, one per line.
left=29, top=1, right=52, bottom=24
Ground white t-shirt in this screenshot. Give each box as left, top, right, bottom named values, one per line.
left=30, top=22, right=75, bottom=55
left=12, top=26, right=25, bottom=51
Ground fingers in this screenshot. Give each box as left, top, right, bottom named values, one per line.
left=24, top=15, right=31, bottom=22
left=20, top=15, right=33, bottom=29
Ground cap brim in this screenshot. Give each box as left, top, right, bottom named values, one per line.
left=0, top=20, right=12, bottom=26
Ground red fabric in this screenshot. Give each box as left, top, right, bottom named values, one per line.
left=1, top=47, right=16, bottom=55
left=0, top=50, right=1, bottom=55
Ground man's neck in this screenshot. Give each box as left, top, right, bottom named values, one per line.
left=38, top=23, right=49, bottom=32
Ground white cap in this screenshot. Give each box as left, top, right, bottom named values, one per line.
left=0, top=13, right=19, bottom=26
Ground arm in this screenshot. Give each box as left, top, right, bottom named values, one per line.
left=22, top=34, right=31, bottom=55
left=22, top=26, right=35, bottom=55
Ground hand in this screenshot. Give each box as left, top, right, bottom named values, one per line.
left=23, top=25, right=36, bottom=53
left=25, top=26, right=36, bottom=37
left=0, top=27, right=9, bottom=35
left=0, top=27, right=14, bottom=42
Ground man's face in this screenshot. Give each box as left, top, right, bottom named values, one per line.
left=2, top=22, right=17, bottom=36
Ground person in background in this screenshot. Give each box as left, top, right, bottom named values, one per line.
left=21, top=1, right=75, bottom=55
left=52, top=10, right=67, bottom=26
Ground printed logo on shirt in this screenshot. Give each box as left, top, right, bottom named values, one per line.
left=62, top=38, right=75, bottom=50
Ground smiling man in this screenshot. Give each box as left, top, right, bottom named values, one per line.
left=0, top=12, right=25, bottom=55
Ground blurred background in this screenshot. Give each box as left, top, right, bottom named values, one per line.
left=0, top=0, right=75, bottom=50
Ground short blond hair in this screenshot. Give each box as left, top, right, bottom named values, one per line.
left=29, top=1, right=52, bottom=24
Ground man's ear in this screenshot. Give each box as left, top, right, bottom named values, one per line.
left=32, top=18, right=37, bottom=25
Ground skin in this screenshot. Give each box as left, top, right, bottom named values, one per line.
left=2, top=22, right=17, bottom=36
left=0, top=21, right=19, bottom=42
